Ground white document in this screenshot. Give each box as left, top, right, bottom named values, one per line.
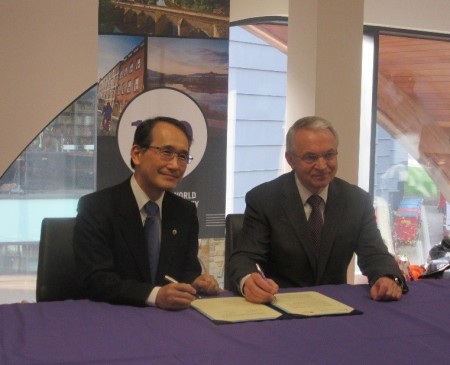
left=191, top=296, right=282, bottom=323
left=272, top=291, right=355, bottom=316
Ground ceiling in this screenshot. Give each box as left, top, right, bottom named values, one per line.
left=377, top=34, right=450, bottom=129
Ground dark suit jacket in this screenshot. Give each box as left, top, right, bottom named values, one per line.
left=228, top=171, right=405, bottom=293
left=73, top=177, right=201, bottom=306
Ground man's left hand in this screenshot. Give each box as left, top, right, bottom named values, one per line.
left=192, top=274, right=221, bottom=295
left=370, top=276, right=403, bottom=301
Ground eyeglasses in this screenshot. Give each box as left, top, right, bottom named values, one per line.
left=293, top=151, right=338, bottom=164
left=146, top=146, right=193, bottom=165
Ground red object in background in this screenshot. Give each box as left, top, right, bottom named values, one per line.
left=394, top=197, right=422, bottom=247
left=394, top=211, right=420, bottom=246
left=396, top=255, right=425, bottom=281
left=409, top=264, right=426, bottom=280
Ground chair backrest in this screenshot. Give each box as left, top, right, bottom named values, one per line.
left=224, top=213, right=244, bottom=290
left=36, top=217, right=84, bottom=302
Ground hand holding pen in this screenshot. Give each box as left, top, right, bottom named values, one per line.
left=165, top=275, right=202, bottom=299
left=242, top=264, right=279, bottom=304
left=155, top=275, right=200, bottom=310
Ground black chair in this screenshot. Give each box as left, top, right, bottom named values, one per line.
left=36, top=217, right=84, bottom=302
left=224, top=213, right=244, bottom=290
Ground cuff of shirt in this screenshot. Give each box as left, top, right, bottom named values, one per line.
left=239, top=274, right=251, bottom=296
left=145, top=286, right=161, bottom=306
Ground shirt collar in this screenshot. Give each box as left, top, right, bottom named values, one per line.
left=294, top=173, right=328, bottom=206
left=130, top=175, right=164, bottom=214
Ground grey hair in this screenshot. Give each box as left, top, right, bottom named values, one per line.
left=285, top=116, right=339, bottom=153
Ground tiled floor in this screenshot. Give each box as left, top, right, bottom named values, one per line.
left=0, top=275, right=36, bottom=304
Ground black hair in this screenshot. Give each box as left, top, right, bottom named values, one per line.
left=130, top=116, right=193, bottom=168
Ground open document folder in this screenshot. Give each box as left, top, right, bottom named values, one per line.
left=191, top=291, right=362, bottom=324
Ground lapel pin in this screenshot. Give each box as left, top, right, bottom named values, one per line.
left=172, top=229, right=178, bottom=236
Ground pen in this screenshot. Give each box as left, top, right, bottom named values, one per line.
left=256, top=264, right=276, bottom=299
left=164, top=275, right=179, bottom=284
left=164, top=275, right=202, bottom=299
left=255, top=263, right=268, bottom=282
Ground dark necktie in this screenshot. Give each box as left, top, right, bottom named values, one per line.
left=307, top=195, right=323, bottom=253
left=144, top=201, right=160, bottom=284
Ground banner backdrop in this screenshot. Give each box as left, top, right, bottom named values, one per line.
left=97, top=0, right=229, bottom=283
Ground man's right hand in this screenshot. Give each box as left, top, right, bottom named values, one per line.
left=243, top=272, right=278, bottom=304
left=155, top=282, right=198, bottom=310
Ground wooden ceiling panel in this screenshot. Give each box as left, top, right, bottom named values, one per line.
left=378, top=34, right=450, bottom=190
left=379, top=34, right=450, bottom=126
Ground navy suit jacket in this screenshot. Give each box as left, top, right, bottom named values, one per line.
left=73, top=177, right=201, bottom=306
left=228, top=171, right=405, bottom=293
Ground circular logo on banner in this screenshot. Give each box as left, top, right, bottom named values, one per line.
left=117, top=88, right=208, bottom=177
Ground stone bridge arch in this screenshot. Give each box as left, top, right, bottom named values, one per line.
left=112, top=3, right=228, bottom=38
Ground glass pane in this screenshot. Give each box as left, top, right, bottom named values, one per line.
left=374, top=33, right=450, bottom=271
left=0, top=87, right=96, bottom=285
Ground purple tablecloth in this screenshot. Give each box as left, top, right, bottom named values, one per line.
left=1, top=280, right=450, bottom=365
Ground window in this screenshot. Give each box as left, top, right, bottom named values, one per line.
left=362, top=28, right=450, bottom=268
left=136, top=58, right=141, bottom=70
left=133, top=78, right=139, bottom=92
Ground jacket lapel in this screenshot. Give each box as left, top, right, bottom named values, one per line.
left=155, top=193, right=180, bottom=281
left=115, top=180, right=151, bottom=281
left=316, top=179, right=344, bottom=281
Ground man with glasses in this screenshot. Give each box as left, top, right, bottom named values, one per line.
left=228, top=116, right=408, bottom=304
left=74, top=116, right=219, bottom=309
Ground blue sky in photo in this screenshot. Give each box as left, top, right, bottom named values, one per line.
left=98, top=35, right=144, bottom=79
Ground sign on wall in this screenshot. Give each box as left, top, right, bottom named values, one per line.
left=97, top=0, right=230, bottom=282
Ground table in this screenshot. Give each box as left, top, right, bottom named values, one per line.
left=1, top=280, right=449, bottom=365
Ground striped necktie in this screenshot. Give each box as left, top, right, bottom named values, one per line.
left=307, top=195, right=323, bottom=254
left=144, top=201, right=160, bottom=284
